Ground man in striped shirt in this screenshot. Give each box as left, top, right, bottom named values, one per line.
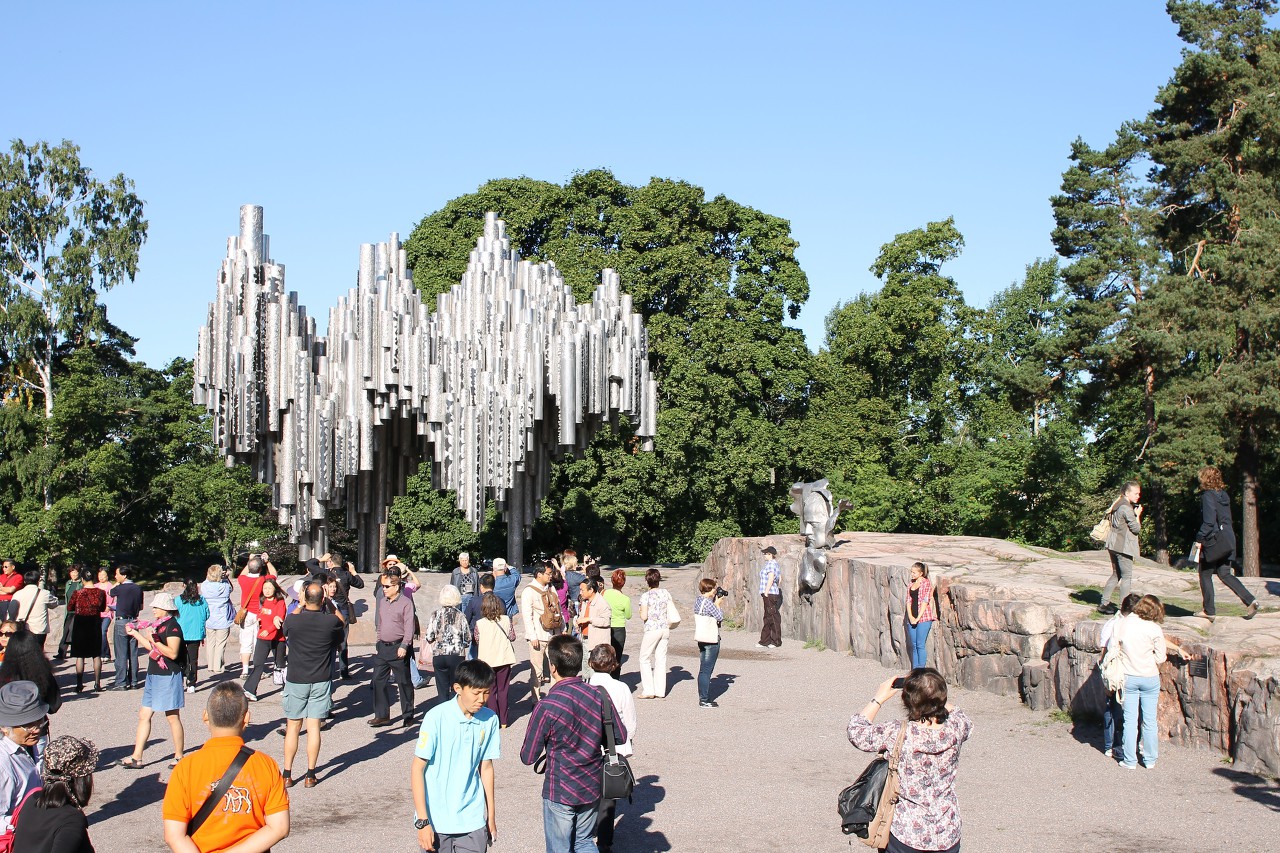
left=520, top=635, right=628, bottom=853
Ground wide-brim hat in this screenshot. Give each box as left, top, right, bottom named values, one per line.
left=380, top=554, right=401, bottom=567
left=0, top=681, right=49, bottom=727
left=151, top=592, right=178, bottom=611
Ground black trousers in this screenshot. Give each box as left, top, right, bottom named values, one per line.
left=244, top=637, right=285, bottom=696
left=433, top=653, right=463, bottom=706
left=760, top=594, right=782, bottom=646
left=372, top=641, right=414, bottom=720
left=58, top=611, right=74, bottom=654
left=1199, top=558, right=1255, bottom=616
left=183, top=641, right=202, bottom=686
left=610, top=626, right=626, bottom=675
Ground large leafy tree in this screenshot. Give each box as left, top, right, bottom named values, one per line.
left=404, top=170, right=812, bottom=562
left=0, top=139, right=147, bottom=509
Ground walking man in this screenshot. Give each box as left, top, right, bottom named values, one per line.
left=410, top=660, right=499, bottom=853
left=111, top=565, right=144, bottom=689
left=281, top=582, right=343, bottom=788
left=521, top=562, right=557, bottom=702
left=520, top=635, right=627, bottom=853
left=369, top=568, right=416, bottom=728
left=757, top=545, right=782, bottom=648
left=162, top=681, right=290, bottom=852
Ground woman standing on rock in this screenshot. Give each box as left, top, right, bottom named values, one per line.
left=848, top=668, right=973, bottom=853
left=906, top=562, right=936, bottom=669
left=1191, top=466, right=1258, bottom=622
left=1112, top=594, right=1167, bottom=770
left=1100, top=481, right=1142, bottom=614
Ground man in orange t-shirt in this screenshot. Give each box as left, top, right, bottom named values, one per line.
left=162, top=682, right=289, bottom=853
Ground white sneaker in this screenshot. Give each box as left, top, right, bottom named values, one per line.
left=185, top=685, right=195, bottom=694
left=755, top=643, right=768, bottom=648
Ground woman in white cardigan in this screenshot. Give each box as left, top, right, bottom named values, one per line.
left=1111, top=594, right=1170, bottom=770
left=475, top=592, right=516, bottom=727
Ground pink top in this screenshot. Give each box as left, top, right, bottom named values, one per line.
left=96, top=581, right=115, bottom=619
left=910, top=577, right=937, bottom=623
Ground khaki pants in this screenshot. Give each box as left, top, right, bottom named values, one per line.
left=206, top=627, right=230, bottom=673
left=527, top=639, right=549, bottom=701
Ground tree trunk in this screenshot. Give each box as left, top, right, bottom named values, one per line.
left=41, top=350, right=54, bottom=511
left=1239, top=425, right=1261, bottom=577
left=1140, top=357, right=1169, bottom=564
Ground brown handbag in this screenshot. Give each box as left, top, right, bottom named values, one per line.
left=863, top=722, right=909, bottom=849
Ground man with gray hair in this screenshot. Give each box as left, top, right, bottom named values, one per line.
left=451, top=553, right=479, bottom=615
left=280, top=582, right=343, bottom=788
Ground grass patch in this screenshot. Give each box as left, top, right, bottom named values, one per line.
left=721, top=617, right=743, bottom=631
left=1048, top=709, right=1074, bottom=724
left=624, top=570, right=650, bottom=577
left=803, top=638, right=827, bottom=652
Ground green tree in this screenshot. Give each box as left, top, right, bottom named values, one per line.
left=405, top=171, right=812, bottom=562
left=0, top=140, right=147, bottom=509
left=1138, top=0, right=1280, bottom=575
left=1051, top=128, right=1174, bottom=561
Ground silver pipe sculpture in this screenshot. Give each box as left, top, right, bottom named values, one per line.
left=790, top=479, right=853, bottom=600
left=194, top=205, right=658, bottom=572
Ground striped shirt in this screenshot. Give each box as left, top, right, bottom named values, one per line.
left=520, top=677, right=628, bottom=806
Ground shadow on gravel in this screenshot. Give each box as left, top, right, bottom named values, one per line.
left=616, top=774, right=670, bottom=852
left=322, top=722, right=417, bottom=780
left=1213, top=768, right=1280, bottom=812
left=93, top=774, right=168, bottom=821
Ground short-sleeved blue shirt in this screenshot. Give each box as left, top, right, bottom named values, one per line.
left=414, top=697, right=500, bottom=834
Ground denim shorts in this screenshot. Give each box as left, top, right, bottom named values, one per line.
left=282, top=680, right=332, bottom=720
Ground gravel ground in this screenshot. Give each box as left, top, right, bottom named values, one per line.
left=53, top=595, right=1278, bottom=852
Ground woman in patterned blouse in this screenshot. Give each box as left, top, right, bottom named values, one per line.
left=424, top=584, right=471, bottom=706
left=847, top=668, right=973, bottom=853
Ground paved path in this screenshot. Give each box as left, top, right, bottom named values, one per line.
left=53, top=572, right=1278, bottom=853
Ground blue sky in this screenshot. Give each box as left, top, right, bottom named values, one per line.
left=5, top=1, right=1185, bottom=368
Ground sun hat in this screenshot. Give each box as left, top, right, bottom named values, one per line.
left=0, top=681, right=49, bottom=727
left=151, top=592, right=179, bottom=611
left=380, top=554, right=401, bottom=568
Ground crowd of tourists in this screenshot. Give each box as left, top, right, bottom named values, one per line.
left=0, top=472, right=1265, bottom=853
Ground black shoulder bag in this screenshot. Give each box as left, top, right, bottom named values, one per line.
left=598, top=686, right=635, bottom=802
left=186, top=746, right=254, bottom=837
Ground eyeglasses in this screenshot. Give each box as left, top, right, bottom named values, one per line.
left=380, top=583, right=396, bottom=590
left=0, top=632, right=14, bottom=638
left=18, top=718, right=49, bottom=733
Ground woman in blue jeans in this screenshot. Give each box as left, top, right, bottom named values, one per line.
left=1113, top=594, right=1182, bottom=769
left=693, top=578, right=725, bottom=708
left=905, top=562, right=936, bottom=669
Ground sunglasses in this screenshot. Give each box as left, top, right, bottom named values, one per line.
left=0, top=632, right=14, bottom=638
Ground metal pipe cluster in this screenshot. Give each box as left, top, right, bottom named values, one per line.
left=194, top=205, right=657, bottom=570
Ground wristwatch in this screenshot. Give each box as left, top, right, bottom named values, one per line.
left=414, top=818, right=431, bottom=830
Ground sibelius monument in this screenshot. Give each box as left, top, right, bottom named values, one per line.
left=194, top=205, right=657, bottom=572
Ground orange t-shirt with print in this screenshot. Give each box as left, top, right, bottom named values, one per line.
left=162, top=736, right=289, bottom=852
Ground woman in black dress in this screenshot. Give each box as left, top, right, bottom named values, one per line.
left=67, top=584, right=107, bottom=692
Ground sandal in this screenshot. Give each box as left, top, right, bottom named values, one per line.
left=118, top=757, right=145, bottom=769
left=168, top=758, right=182, bottom=769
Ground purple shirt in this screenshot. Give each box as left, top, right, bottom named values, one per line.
left=520, top=677, right=628, bottom=806
left=377, top=593, right=415, bottom=648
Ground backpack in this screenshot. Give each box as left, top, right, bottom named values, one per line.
left=1100, top=626, right=1126, bottom=699
left=539, top=587, right=564, bottom=632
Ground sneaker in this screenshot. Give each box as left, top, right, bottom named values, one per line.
left=1244, top=602, right=1258, bottom=620
left=768, top=644, right=780, bottom=648
left=1118, top=762, right=1137, bottom=770
left=243, top=690, right=258, bottom=702
left=699, top=700, right=718, bottom=708
left=755, top=643, right=768, bottom=648
left=185, top=685, right=195, bottom=694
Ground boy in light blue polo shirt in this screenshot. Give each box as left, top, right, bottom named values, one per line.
left=411, top=659, right=500, bottom=853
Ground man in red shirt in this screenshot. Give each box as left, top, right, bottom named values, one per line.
left=0, top=560, right=24, bottom=623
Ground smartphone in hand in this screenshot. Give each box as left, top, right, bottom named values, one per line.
left=892, top=677, right=906, bottom=689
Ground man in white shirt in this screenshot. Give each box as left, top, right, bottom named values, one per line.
left=586, top=644, right=634, bottom=853
left=520, top=562, right=557, bottom=702
left=9, top=572, right=57, bottom=649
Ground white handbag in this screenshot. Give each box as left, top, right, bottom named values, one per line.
left=694, top=612, right=719, bottom=644
left=665, top=594, right=681, bottom=627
